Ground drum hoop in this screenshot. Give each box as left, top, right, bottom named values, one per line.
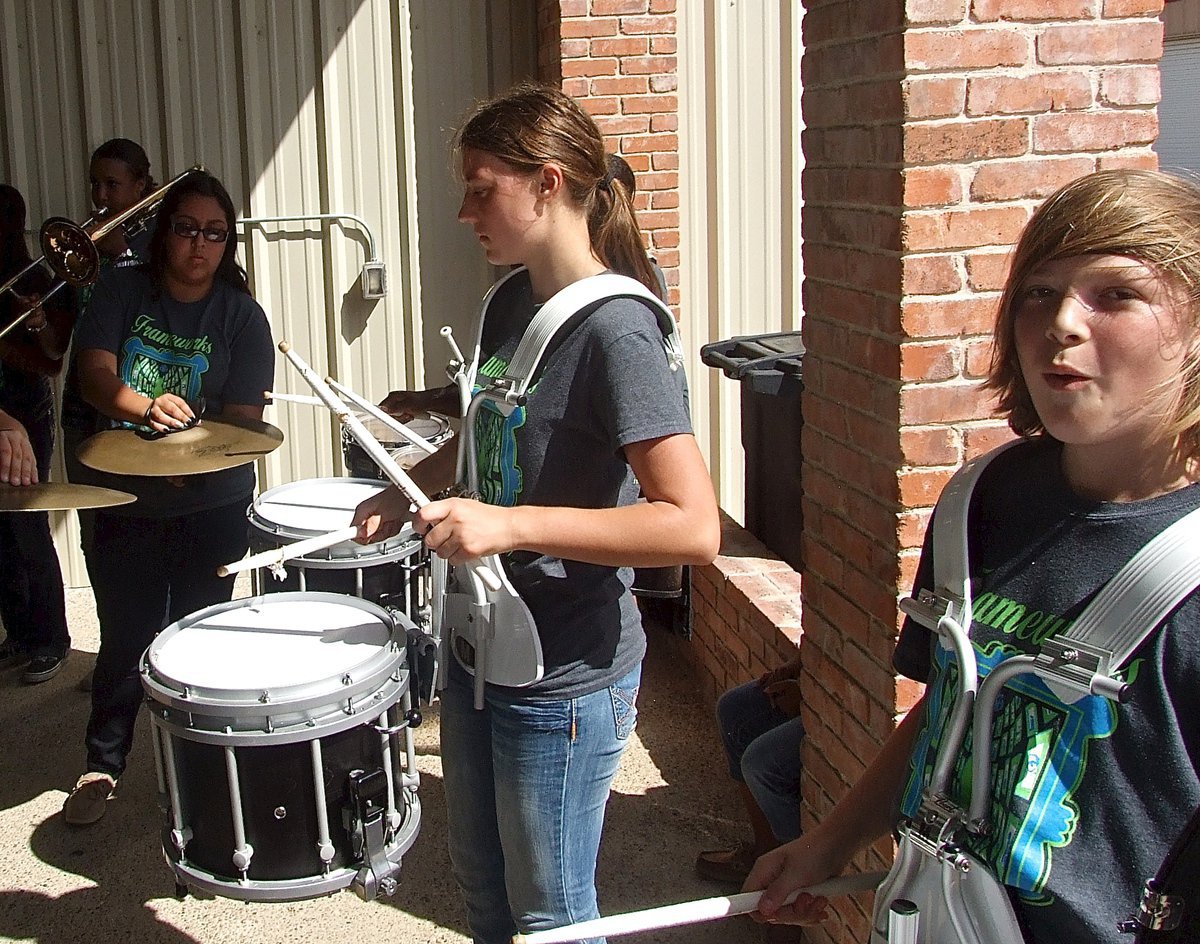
left=145, top=676, right=409, bottom=744
left=142, top=592, right=407, bottom=712
left=340, top=411, right=452, bottom=447
left=247, top=478, right=419, bottom=559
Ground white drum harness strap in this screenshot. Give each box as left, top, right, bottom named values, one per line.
left=437, top=269, right=684, bottom=707
left=874, top=442, right=1200, bottom=943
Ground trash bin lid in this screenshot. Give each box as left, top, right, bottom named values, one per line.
left=700, top=331, right=805, bottom=380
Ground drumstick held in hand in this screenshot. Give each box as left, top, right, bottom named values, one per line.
left=277, top=340, right=502, bottom=593
left=327, top=378, right=438, bottom=456
left=217, top=526, right=359, bottom=577
left=511, top=871, right=886, bottom=944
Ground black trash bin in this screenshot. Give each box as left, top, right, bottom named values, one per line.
left=701, top=331, right=804, bottom=570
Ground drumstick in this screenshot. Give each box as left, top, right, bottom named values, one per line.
left=216, top=526, right=359, bottom=577
left=511, top=871, right=886, bottom=944
left=278, top=341, right=502, bottom=593
left=326, top=379, right=438, bottom=456
left=264, top=390, right=324, bottom=406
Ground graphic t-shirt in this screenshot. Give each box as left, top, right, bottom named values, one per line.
left=894, top=439, right=1200, bottom=944
left=469, top=270, right=692, bottom=698
left=72, top=268, right=274, bottom=517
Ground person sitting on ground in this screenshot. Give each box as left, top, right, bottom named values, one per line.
left=695, top=652, right=804, bottom=884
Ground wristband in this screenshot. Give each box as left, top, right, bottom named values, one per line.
left=143, top=402, right=155, bottom=425
left=25, top=319, right=46, bottom=333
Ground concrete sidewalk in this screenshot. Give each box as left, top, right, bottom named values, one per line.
left=0, top=587, right=763, bottom=944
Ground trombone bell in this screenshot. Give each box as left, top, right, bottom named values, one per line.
left=39, top=217, right=101, bottom=287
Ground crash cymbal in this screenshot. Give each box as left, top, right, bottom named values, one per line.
left=76, top=417, right=284, bottom=477
left=0, top=482, right=137, bottom=512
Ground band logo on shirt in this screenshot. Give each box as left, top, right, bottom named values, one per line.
left=474, top=354, right=526, bottom=507
left=120, top=336, right=209, bottom=408
left=901, top=605, right=1120, bottom=907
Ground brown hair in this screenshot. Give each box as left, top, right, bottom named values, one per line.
left=987, top=169, right=1200, bottom=457
left=455, top=82, right=664, bottom=301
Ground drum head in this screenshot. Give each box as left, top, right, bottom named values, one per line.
left=248, top=478, right=417, bottom=561
left=147, top=592, right=397, bottom=704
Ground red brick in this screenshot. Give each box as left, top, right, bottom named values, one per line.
left=636, top=170, right=678, bottom=190
left=595, top=114, right=651, bottom=135
left=1097, top=150, right=1158, bottom=171
left=905, top=28, right=1029, bottom=71
left=901, top=294, right=1000, bottom=335
left=904, top=117, right=1028, bottom=164
left=1100, top=66, right=1160, bottom=107
left=562, top=57, right=619, bottom=78
left=965, top=248, right=1013, bottom=291
left=649, top=0, right=676, bottom=11
left=964, top=423, right=1017, bottom=457
left=1037, top=21, right=1162, bottom=66
left=591, top=76, right=650, bottom=96
left=967, top=72, right=1092, bottom=115
left=560, top=38, right=590, bottom=58
left=1033, top=110, right=1157, bottom=153
left=901, top=340, right=961, bottom=382
left=590, top=36, right=648, bottom=56
left=970, top=156, right=1093, bottom=201
left=899, top=380, right=1001, bottom=425
left=559, top=0, right=587, bottom=14
left=619, top=55, right=677, bottom=75
left=903, top=205, right=1029, bottom=251
left=903, top=166, right=963, bottom=207
left=972, top=0, right=1092, bottom=19
left=906, top=0, right=969, bottom=24
left=591, top=0, right=648, bottom=13
left=900, top=426, right=960, bottom=466
left=1103, top=0, right=1165, bottom=14
left=902, top=253, right=962, bottom=295
left=650, top=35, right=676, bottom=54
left=649, top=113, right=677, bottom=132
left=621, top=93, right=677, bottom=114
left=620, top=14, right=676, bottom=34
left=964, top=337, right=995, bottom=377
left=561, top=17, right=619, bottom=38
left=649, top=190, right=678, bottom=208
left=580, top=96, right=620, bottom=116
left=903, top=77, right=967, bottom=120
left=898, top=465, right=957, bottom=506
left=649, top=73, right=677, bottom=93
left=561, top=77, right=589, bottom=97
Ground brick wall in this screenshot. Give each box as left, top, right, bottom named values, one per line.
left=536, top=0, right=682, bottom=306
left=799, top=2, right=1162, bottom=940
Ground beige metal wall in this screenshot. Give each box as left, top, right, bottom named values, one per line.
left=1166, top=0, right=1200, bottom=40
left=0, top=0, right=535, bottom=586
left=677, top=0, right=805, bottom=522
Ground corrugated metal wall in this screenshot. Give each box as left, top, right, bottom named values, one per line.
left=677, top=1, right=805, bottom=522
left=0, top=0, right=534, bottom=586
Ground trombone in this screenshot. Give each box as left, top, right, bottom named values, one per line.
left=0, top=164, right=205, bottom=341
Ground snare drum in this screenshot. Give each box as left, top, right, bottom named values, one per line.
left=247, top=478, right=425, bottom=611
left=142, top=592, right=421, bottom=902
left=342, top=411, right=452, bottom=480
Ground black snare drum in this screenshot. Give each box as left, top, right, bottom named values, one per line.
left=341, top=411, right=452, bottom=480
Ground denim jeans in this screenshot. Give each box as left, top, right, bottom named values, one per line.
left=439, top=662, right=642, bottom=944
left=716, top=679, right=805, bottom=843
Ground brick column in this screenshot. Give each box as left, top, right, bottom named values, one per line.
left=537, top=0, right=682, bottom=306
left=800, top=2, right=1161, bottom=941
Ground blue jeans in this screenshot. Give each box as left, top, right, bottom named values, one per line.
left=716, top=680, right=804, bottom=843
left=439, top=663, right=641, bottom=944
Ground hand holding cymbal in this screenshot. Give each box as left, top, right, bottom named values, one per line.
left=76, top=416, right=284, bottom=477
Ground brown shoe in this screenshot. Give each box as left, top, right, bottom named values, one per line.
left=63, top=772, right=117, bottom=826
left=695, top=841, right=759, bottom=884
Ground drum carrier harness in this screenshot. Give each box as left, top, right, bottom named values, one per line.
left=872, top=441, right=1200, bottom=943
left=430, top=268, right=684, bottom=708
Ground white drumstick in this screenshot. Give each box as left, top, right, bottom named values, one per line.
left=277, top=340, right=502, bottom=593
left=264, top=390, right=324, bottom=406
left=327, top=378, right=438, bottom=456
left=217, top=526, right=359, bottom=577
left=511, top=871, right=886, bottom=944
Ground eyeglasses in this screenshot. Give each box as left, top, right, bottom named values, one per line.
left=170, top=219, right=230, bottom=243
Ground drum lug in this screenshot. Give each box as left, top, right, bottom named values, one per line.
left=347, top=767, right=400, bottom=901
left=171, top=827, right=193, bottom=853
left=1118, top=879, right=1184, bottom=934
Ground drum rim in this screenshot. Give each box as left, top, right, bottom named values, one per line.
left=142, top=591, right=405, bottom=712
left=247, top=477, right=419, bottom=557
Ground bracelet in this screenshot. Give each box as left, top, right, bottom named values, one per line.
left=143, top=402, right=155, bottom=425
left=25, top=319, right=46, bottom=333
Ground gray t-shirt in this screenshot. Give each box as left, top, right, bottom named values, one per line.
left=894, top=439, right=1200, bottom=944
left=469, top=270, right=692, bottom=698
left=72, top=268, right=274, bottom=517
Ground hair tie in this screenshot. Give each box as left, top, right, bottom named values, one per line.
left=598, top=168, right=616, bottom=195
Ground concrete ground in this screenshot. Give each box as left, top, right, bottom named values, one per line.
left=0, top=585, right=764, bottom=944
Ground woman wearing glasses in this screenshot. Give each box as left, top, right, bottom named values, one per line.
left=63, top=170, right=273, bottom=826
